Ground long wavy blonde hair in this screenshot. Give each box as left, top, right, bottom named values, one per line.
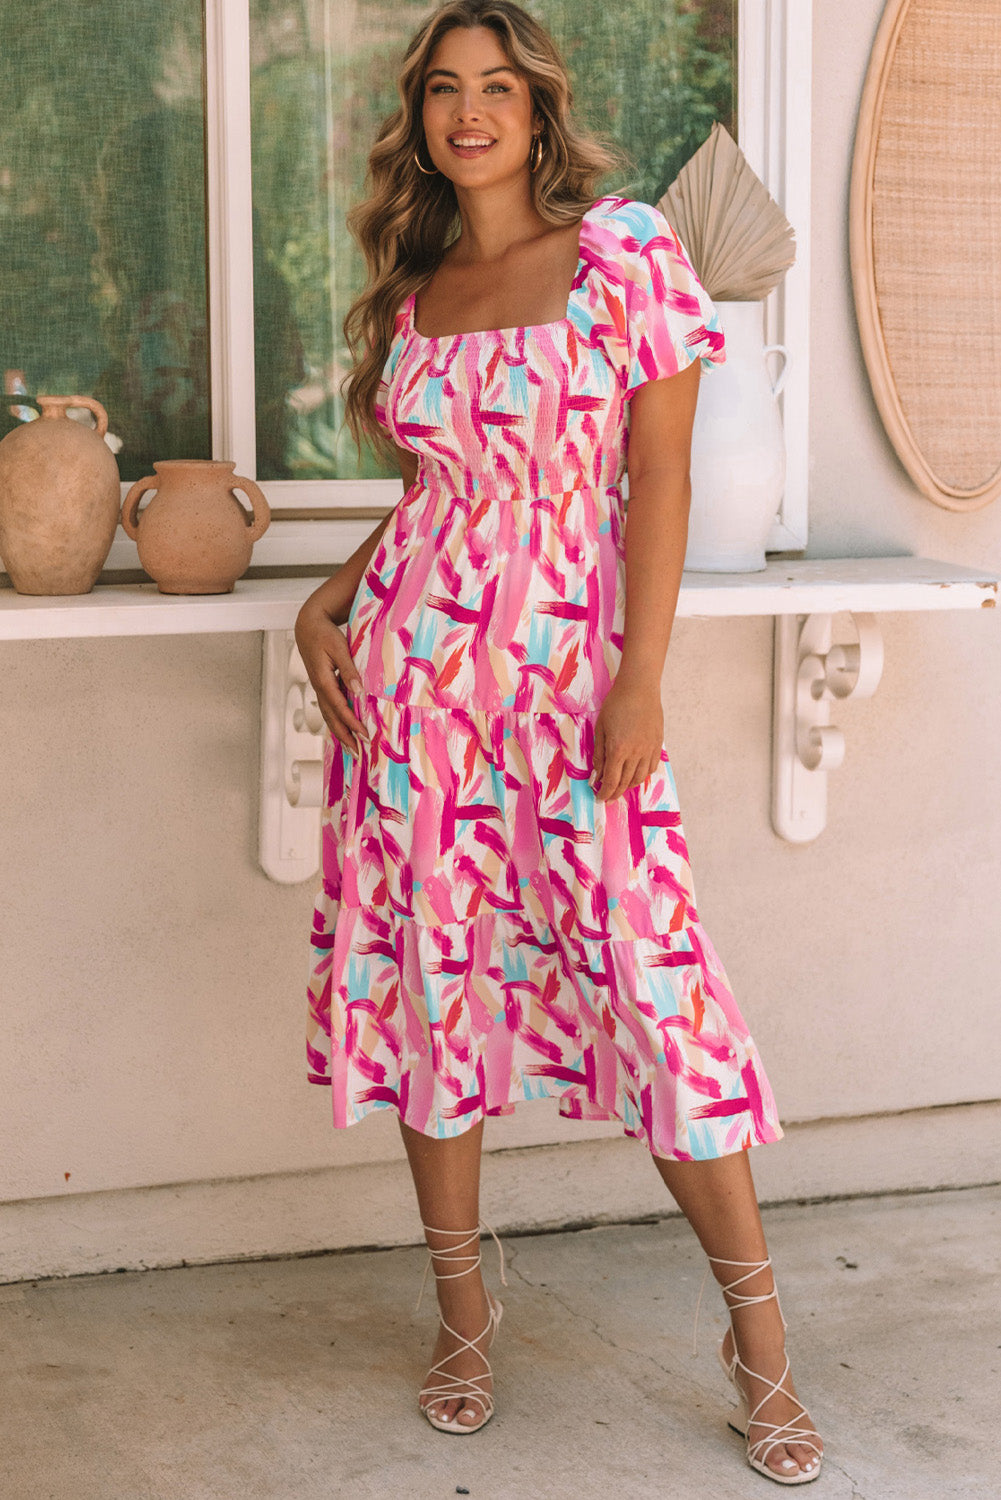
left=342, top=0, right=624, bottom=461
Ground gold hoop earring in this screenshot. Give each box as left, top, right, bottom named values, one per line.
left=414, top=146, right=437, bottom=176
left=529, top=134, right=544, bottom=173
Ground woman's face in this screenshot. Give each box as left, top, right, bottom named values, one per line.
left=420, top=25, right=540, bottom=189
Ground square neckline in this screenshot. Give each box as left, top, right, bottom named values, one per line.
left=407, top=194, right=612, bottom=344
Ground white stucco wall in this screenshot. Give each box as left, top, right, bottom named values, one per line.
left=2, top=1, right=999, bottom=1273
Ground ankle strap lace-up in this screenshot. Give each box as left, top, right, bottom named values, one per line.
left=415, top=1220, right=508, bottom=1314
left=692, top=1254, right=785, bottom=1357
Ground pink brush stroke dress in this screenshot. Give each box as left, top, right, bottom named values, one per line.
left=305, top=195, right=782, bottom=1161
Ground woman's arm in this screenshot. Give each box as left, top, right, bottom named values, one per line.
left=294, top=445, right=419, bottom=755
left=591, top=358, right=701, bottom=802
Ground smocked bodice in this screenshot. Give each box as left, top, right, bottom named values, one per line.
left=375, top=195, right=724, bottom=505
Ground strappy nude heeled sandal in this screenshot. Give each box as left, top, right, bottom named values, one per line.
left=415, top=1221, right=507, bottom=1435
left=696, top=1255, right=823, bottom=1485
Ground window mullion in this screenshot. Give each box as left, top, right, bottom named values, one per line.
left=205, top=0, right=257, bottom=476
left=739, top=0, right=812, bottom=552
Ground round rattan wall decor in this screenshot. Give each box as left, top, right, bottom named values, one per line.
left=850, top=0, right=1001, bottom=511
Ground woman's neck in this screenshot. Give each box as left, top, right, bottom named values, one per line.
left=448, top=180, right=549, bottom=265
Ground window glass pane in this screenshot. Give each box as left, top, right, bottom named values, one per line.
left=0, top=1, right=209, bottom=481
left=539, top=0, right=736, bottom=202
left=251, top=0, right=735, bottom=483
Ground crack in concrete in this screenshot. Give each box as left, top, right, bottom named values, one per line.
left=813, top=1451, right=862, bottom=1497
left=508, top=1257, right=725, bottom=1400
left=510, top=1255, right=841, bottom=1487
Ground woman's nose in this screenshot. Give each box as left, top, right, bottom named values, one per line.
left=452, top=90, right=482, bottom=121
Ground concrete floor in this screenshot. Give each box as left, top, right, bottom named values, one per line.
left=1, top=1185, right=998, bottom=1500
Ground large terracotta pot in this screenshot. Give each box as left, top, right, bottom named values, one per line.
left=686, top=300, right=789, bottom=573
left=121, top=459, right=271, bottom=594
left=0, top=396, right=121, bottom=595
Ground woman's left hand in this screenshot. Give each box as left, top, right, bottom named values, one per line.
left=591, top=677, right=664, bottom=802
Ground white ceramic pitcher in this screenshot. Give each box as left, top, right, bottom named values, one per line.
left=685, top=300, right=788, bottom=573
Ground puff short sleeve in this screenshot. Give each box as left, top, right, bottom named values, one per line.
left=603, top=199, right=725, bottom=397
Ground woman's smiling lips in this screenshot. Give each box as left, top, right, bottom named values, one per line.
left=447, top=134, right=495, bottom=158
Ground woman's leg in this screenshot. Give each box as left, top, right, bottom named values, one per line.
left=653, top=1150, right=823, bottom=1480
left=399, top=1117, right=494, bottom=1428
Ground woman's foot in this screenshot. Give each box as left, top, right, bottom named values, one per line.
left=649, top=1155, right=822, bottom=1483
left=720, top=1322, right=822, bottom=1481
left=418, top=1273, right=497, bottom=1429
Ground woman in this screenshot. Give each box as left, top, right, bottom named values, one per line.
left=295, top=1, right=822, bottom=1484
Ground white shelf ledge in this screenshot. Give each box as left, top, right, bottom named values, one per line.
left=3, top=554, right=997, bottom=866
left=0, top=556, right=995, bottom=642
left=677, top=555, right=997, bottom=616
left=0, top=576, right=315, bottom=641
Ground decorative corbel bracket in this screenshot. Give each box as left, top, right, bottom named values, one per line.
left=259, top=630, right=325, bottom=883
left=772, top=612, right=884, bottom=843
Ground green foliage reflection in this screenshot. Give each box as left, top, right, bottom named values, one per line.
left=0, top=0, right=733, bottom=485
left=0, top=1, right=209, bottom=480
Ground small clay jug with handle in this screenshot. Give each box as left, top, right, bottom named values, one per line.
left=0, top=395, right=121, bottom=594
left=121, top=459, right=270, bottom=594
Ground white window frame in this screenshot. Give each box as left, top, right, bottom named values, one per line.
left=204, top=0, right=811, bottom=564
left=739, top=0, right=811, bottom=554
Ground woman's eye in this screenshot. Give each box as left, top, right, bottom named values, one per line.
left=427, top=81, right=512, bottom=94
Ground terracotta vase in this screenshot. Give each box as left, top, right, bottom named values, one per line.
left=0, top=396, right=121, bottom=595
left=121, top=459, right=271, bottom=594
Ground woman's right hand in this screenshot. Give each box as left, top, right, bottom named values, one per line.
left=294, top=603, right=370, bottom=758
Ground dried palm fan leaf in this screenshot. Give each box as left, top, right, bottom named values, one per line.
left=657, top=123, right=796, bottom=301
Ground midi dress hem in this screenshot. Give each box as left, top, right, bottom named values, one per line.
left=308, top=1068, right=784, bottom=1164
